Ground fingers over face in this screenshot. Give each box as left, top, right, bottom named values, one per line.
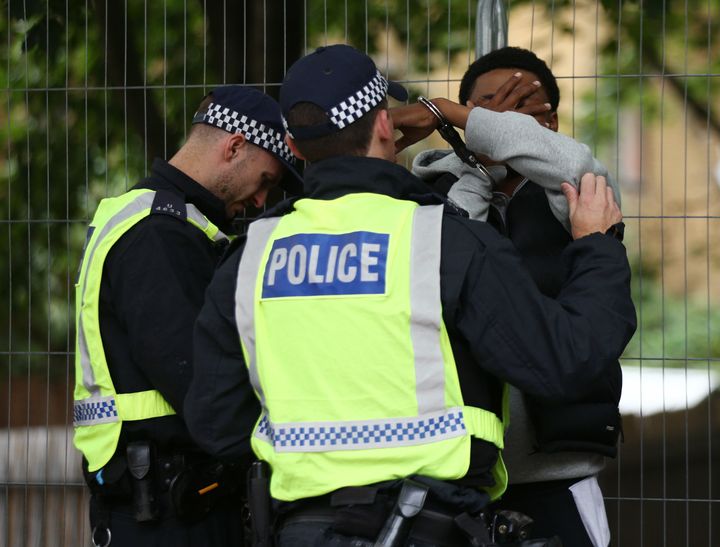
left=516, top=100, right=552, bottom=117
left=507, top=81, right=542, bottom=106
left=491, top=71, right=523, bottom=104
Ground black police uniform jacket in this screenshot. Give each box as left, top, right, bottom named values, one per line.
left=96, top=158, right=231, bottom=461
left=184, top=155, right=637, bottom=490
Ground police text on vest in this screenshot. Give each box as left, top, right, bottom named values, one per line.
left=262, top=232, right=389, bottom=298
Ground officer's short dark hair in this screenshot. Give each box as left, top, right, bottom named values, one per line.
left=286, top=98, right=388, bottom=163
left=459, top=47, right=560, bottom=111
left=189, top=94, right=222, bottom=140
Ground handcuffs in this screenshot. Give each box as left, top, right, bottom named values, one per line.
left=417, top=96, right=497, bottom=186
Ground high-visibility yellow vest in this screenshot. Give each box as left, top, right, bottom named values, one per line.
left=236, top=192, right=507, bottom=502
left=73, top=188, right=228, bottom=472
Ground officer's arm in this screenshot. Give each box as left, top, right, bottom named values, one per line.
left=107, top=217, right=215, bottom=413
left=184, top=246, right=260, bottom=459
left=452, top=221, right=635, bottom=403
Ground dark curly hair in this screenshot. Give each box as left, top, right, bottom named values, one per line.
left=458, top=47, right=560, bottom=111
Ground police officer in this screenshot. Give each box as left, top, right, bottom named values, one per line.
left=184, top=45, right=636, bottom=546
left=73, top=86, right=300, bottom=546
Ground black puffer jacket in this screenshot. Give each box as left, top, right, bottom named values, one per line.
left=436, top=172, right=625, bottom=456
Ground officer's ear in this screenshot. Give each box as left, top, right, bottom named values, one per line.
left=224, top=132, right=247, bottom=162
left=374, top=109, right=393, bottom=142
left=285, top=134, right=306, bottom=161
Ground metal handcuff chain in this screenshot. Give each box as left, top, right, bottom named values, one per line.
left=417, top=96, right=497, bottom=186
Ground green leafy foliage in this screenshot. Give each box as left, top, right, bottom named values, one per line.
left=2, top=1, right=717, bottom=379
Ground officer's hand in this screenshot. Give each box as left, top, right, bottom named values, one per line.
left=561, top=173, right=622, bottom=240
left=391, top=103, right=440, bottom=153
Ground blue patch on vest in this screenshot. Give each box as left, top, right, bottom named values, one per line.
left=262, top=231, right=389, bottom=298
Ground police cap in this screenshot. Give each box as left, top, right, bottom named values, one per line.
left=193, top=85, right=303, bottom=195
left=280, top=44, right=408, bottom=140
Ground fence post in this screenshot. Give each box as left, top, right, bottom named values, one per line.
left=475, top=0, right=508, bottom=59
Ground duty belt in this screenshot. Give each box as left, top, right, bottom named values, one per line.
left=278, top=478, right=560, bottom=546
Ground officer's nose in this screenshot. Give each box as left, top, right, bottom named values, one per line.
left=251, top=187, right=270, bottom=208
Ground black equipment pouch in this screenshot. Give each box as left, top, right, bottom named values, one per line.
left=247, top=460, right=272, bottom=547
left=169, top=465, right=217, bottom=523
left=374, top=478, right=429, bottom=547
left=169, top=458, right=245, bottom=524
left=489, top=510, right=534, bottom=543
left=126, top=441, right=159, bottom=522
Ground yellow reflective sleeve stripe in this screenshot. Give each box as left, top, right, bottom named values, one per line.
left=115, top=390, right=176, bottom=421
left=463, top=405, right=504, bottom=450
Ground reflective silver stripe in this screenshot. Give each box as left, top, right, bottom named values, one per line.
left=187, top=203, right=229, bottom=242
left=254, top=407, right=466, bottom=452
left=73, top=395, right=118, bottom=426
left=77, top=192, right=157, bottom=396
left=409, top=205, right=446, bottom=414
left=235, top=218, right=281, bottom=406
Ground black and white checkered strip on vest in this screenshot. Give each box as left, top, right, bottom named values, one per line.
left=201, top=103, right=295, bottom=164
left=329, top=69, right=389, bottom=129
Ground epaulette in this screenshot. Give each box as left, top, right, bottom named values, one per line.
left=149, top=189, right=188, bottom=221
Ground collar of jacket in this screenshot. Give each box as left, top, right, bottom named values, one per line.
left=302, top=155, right=440, bottom=202
left=139, top=158, right=233, bottom=234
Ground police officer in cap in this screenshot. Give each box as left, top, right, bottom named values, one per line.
left=184, top=45, right=635, bottom=546
left=73, top=86, right=300, bottom=546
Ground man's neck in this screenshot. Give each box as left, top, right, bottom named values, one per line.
left=496, top=169, right=525, bottom=197
left=168, top=150, right=212, bottom=192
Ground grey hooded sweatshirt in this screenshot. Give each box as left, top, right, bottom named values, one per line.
left=412, top=107, right=620, bottom=233
left=412, top=106, right=621, bottom=484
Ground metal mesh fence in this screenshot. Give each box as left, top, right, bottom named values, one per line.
left=1, top=1, right=718, bottom=545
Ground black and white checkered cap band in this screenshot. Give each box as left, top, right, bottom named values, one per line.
left=200, top=103, right=295, bottom=165
left=329, top=70, right=389, bottom=130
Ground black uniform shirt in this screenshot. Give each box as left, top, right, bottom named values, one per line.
left=184, top=155, right=636, bottom=480
left=98, top=158, right=230, bottom=453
